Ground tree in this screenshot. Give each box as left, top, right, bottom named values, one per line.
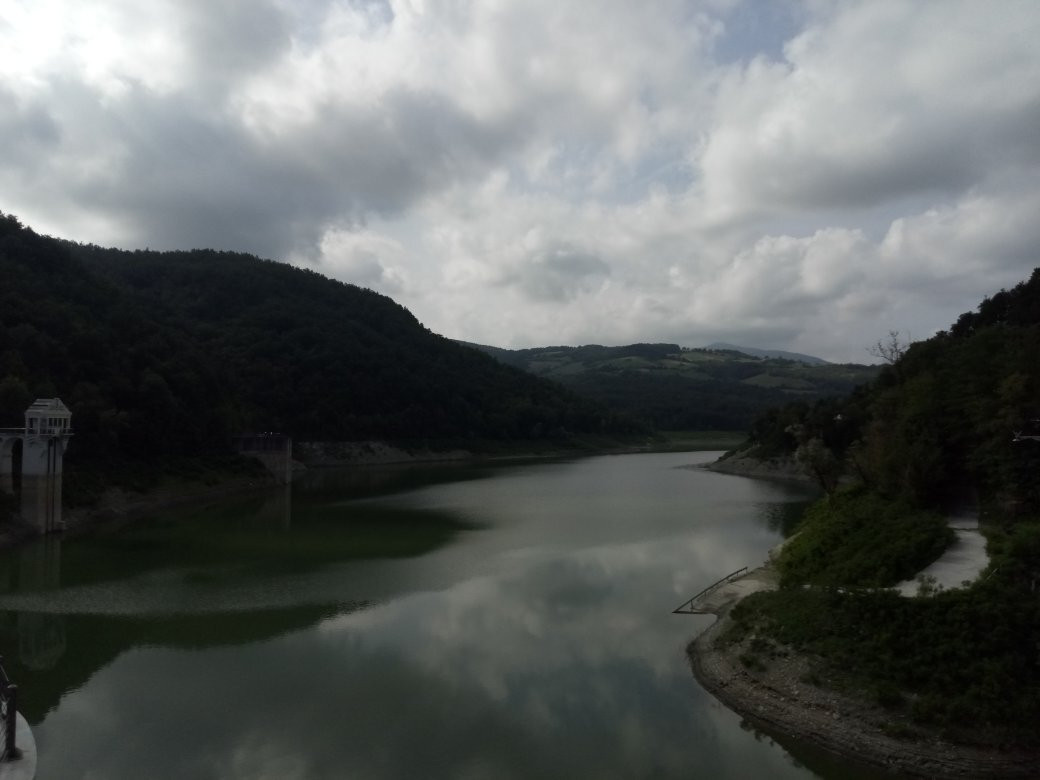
left=795, top=436, right=843, bottom=495
left=868, top=330, right=909, bottom=365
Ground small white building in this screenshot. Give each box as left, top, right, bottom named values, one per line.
left=24, top=398, right=72, bottom=441
left=0, top=398, right=74, bottom=533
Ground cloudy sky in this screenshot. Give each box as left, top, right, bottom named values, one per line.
left=2, top=0, right=1039, bottom=362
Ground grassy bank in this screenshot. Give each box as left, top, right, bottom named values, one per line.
left=722, top=491, right=1040, bottom=747
left=776, top=487, right=953, bottom=587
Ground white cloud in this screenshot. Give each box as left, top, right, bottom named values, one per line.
left=699, top=0, right=1040, bottom=222
left=1, top=0, right=1039, bottom=361
left=297, top=226, right=410, bottom=295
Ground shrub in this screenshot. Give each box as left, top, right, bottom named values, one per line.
left=777, top=487, right=953, bottom=588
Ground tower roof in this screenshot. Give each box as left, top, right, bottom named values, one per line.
left=25, top=398, right=70, bottom=416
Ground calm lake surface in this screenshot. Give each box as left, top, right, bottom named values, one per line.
left=0, top=451, right=879, bottom=779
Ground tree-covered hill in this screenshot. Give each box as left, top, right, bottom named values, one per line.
left=741, top=268, right=1040, bottom=515
left=704, top=342, right=830, bottom=365
left=0, top=214, right=235, bottom=466
left=463, top=341, right=878, bottom=430
left=0, top=213, right=643, bottom=486
left=724, top=268, right=1040, bottom=745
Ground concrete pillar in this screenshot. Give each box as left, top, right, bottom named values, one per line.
left=20, top=473, right=62, bottom=534
left=21, top=438, right=67, bottom=534
left=236, top=434, right=293, bottom=485
left=19, top=399, right=72, bottom=534
left=282, top=482, right=292, bottom=530
left=0, top=437, right=14, bottom=494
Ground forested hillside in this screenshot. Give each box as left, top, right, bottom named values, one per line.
left=0, top=213, right=642, bottom=489
left=465, top=342, right=877, bottom=430
left=741, top=268, right=1040, bottom=514
left=726, top=268, right=1040, bottom=745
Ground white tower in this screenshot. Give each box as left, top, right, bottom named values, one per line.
left=20, top=399, right=72, bottom=533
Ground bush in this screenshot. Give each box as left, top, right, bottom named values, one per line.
left=777, top=487, right=953, bottom=588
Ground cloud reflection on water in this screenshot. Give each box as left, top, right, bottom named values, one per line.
left=22, top=452, right=830, bottom=779
left=38, top=538, right=815, bottom=779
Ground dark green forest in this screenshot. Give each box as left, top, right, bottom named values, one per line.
left=0, top=213, right=643, bottom=498
left=467, top=341, right=877, bottom=431
left=726, top=268, right=1040, bottom=745
left=739, top=268, right=1040, bottom=514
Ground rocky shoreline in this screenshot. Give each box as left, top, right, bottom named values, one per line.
left=699, top=453, right=815, bottom=484
left=686, top=573, right=1040, bottom=778
left=294, top=440, right=473, bottom=467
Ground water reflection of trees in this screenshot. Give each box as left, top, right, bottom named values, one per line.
left=298, top=462, right=492, bottom=503
left=19, top=612, right=65, bottom=671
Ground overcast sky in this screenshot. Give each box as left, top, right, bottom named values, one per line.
left=2, top=0, right=1039, bottom=362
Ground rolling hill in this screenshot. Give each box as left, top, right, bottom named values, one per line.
left=463, top=341, right=878, bottom=430
left=704, top=342, right=830, bottom=365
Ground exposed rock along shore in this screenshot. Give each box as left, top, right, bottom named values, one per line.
left=699, top=454, right=814, bottom=483
left=294, top=440, right=472, bottom=467
left=685, top=567, right=1039, bottom=778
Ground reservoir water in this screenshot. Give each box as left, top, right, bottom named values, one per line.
left=0, top=451, right=867, bottom=778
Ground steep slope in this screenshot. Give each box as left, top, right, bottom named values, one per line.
left=741, top=267, right=1040, bottom=513
left=710, top=268, right=1040, bottom=749
left=0, top=213, right=642, bottom=487
left=0, top=214, right=237, bottom=465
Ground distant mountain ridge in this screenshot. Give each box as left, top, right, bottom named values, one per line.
left=704, top=342, right=830, bottom=365
left=462, top=341, right=877, bottom=430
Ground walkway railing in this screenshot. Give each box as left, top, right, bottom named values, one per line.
left=673, top=566, right=748, bottom=614
left=0, top=656, right=20, bottom=761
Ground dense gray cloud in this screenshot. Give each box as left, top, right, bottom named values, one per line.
left=505, top=246, right=611, bottom=303
left=1, top=0, right=1039, bottom=361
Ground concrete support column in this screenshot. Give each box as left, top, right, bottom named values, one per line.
left=236, top=434, right=294, bottom=485
left=21, top=437, right=68, bottom=534
left=0, top=437, right=15, bottom=494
